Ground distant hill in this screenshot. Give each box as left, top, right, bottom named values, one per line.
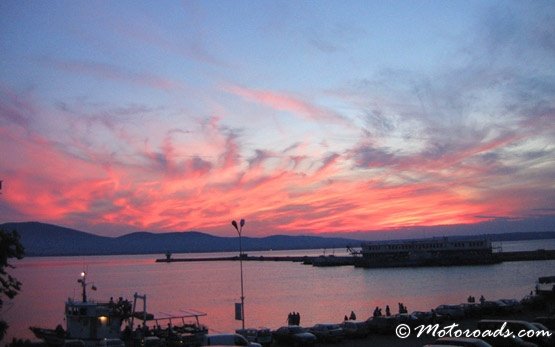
left=0, top=222, right=362, bottom=256
left=1, top=221, right=555, bottom=257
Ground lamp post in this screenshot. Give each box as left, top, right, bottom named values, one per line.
left=231, top=219, right=245, bottom=330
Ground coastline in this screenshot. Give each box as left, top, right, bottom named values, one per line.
left=315, top=298, right=555, bottom=347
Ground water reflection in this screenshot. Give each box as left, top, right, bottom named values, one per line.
left=5, top=240, right=555, bottom=342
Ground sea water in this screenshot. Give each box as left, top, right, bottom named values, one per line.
left=3, top=239, right=555, bottom=342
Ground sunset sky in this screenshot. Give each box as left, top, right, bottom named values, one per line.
left=1, top=1, right=554, bottom=237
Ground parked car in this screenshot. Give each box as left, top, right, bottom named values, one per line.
left=366, top=316, right=397, bottom=334
left=497, top=299, right=522, bottom=313
left=141, top=336, right=162, bottom=347
left=201, top=333, right=261, bottom=347
left=459, top=303, right=482, bottom=318
left=534, top=316, right=555, bottom=330
left=395, top=313, right=419, bottom=327
left=236, top=328, right=272, bottom=347
left=412, top=310, right=446, bottom=324
left=429, top=337, right=493, bottom=347
left=479, top=301, right=512, bottom=315
left=96, top=339, right=125, bottom=347
left=272, top=326, right=316, bottom=346
left=309, top=323, right=344, bottom=342
left=530, top=322, right=554, bottom=345
left=339, top=320, right=369, bottom=338
left=480, top=333, right=538, bottom=347
left=478, top=320, right=551, bottom=347
left=435, top=305, right=465, bottom=319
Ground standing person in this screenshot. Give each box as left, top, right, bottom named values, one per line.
left=385, top=305, right=391, bottom=316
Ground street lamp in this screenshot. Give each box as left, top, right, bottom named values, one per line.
left=231, top=219, right=246, bottom=329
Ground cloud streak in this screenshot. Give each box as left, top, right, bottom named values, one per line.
left=1, top=1, right=554, bottom=237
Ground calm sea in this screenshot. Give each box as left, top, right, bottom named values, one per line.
left=3, top=239, right=555, bottom=342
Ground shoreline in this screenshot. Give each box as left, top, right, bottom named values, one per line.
left=313, top=297, right=555, bottom=347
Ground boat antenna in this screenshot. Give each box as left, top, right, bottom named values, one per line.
left=78, top=271, right=88, bottom=302
left=77, top=271, right=97, bottom=302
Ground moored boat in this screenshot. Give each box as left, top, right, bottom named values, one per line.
left=536, top=275, right=555, bottom=296
left=30, top=272, right=208, bottom=347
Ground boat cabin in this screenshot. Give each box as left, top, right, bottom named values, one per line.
left=65, top=300, right=124, bottom=340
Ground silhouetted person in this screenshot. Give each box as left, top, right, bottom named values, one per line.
left=385, top=305, right=391, bottom=316
left=479, top=295, right=485, bottom=305
left=349, top=311, right=356, bottom=320
left=55, top=324, right=64, bottom=337
left=123, top=326, right=131, bottom=340
left=344, top=315, right=349, bottom=321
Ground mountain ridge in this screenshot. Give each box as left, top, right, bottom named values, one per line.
left=1, top=221, right=362, bottom=256
left=2, top=221, right=555, bottom=257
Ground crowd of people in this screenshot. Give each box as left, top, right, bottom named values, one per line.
left=371, top=302, right=408, bottom=317
left=287, top=312, right=301, bottom=325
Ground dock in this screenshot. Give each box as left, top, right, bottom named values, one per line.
left=156, top=249, right=555, bottom=267
left=155, top=254, right=329, bottom=264
left=497, top=249, right=555, bottom=261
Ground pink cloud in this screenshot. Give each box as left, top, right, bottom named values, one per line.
left=225, top=85, right=349, bottom=125
left=1, top=91, right=550, bottom=237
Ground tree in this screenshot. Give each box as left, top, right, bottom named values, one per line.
left=0, top=228, right=25, bottom=341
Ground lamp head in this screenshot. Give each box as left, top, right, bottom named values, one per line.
left=231, top=220, right=238, bottom=231
left=240, top=219, right=245, bottom=227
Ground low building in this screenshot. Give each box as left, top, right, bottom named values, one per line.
left=355, top=237, right=499, bottom=268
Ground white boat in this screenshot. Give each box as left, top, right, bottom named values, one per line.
left=30, top=272, right=208, bottom=346
left=536, top=276, right=555, bottom=296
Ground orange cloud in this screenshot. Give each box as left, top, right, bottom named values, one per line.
left=0, top=86, right=550, bottom=237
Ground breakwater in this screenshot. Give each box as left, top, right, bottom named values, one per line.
left=499, top=249, right=555, bottom=261
left=155, top=254, right=319, bottom=264
left=155, top=249, right=555, bottom=267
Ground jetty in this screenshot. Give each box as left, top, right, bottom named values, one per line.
left=156, top=249, right=555, bottom=267
left=155, top=254, right=331, bottom=264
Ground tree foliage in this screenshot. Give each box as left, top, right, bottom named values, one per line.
left=0, top=228, right=25, bottom=341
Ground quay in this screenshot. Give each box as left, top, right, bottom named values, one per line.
left=155, top=254, right=324, bottom=264
left=499, top=249, right=555, bottom=261
left=155, top=249, right=555, bottom=267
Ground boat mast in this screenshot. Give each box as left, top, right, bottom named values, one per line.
left=77, top=272, right=88, bottom=302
